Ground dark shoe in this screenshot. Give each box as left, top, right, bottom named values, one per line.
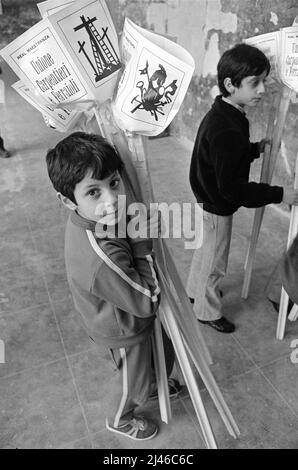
left=0, top=148, right=10, bottom=158
left=106, top=415, right=158, bottom=441
left=149, top=378, right=182, bottom=401
left=198, top=316, right=235, bottom=333
left=268, top=298, right=294, bottom=316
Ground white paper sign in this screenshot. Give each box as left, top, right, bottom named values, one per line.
left=245, top=23, right=298, bottom=93
left=280, top=26, right=298, bottom=93
left=112, top=18, right=195, bottom=136
left=37, top=0, right=75, bottom=18
left=0, top=18, right=93, bottom=108
left=47, top=0, right=121, bottom=102
left=12, top=80, right=80, bottom=131
left=245, top=31, right=281, bottom=84
left=0, top=0, right=121, bottom=111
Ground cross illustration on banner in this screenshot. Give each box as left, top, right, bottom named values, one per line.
left=74, top=15, right=121, bottom=83
left=131, top=61, right=178, bottom=121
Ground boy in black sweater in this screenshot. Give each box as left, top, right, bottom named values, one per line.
left=187, top=43, right=298, bottom=333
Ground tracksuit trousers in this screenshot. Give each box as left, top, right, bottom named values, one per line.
left=106, top=325, right=175, bottom=427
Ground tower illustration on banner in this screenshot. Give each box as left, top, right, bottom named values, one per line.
left=131, top=61, right=178, bottom=121
left=74, top=15, right=121, bottom=83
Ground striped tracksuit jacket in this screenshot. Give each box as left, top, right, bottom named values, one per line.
left=64, top=210, right=174, bottom=426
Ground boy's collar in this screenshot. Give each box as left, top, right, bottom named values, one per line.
left=70, top=210, right=96, bottom=230
left=221, top=96, right=246, bottom=114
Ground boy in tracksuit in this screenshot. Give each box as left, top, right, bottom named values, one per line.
left=46, top=132, right=180, bottom=441
left=187, top=44, right=298, bottom=333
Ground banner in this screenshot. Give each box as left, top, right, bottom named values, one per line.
left=12, top=80, right=80, bottom=131
left=0, top=0, right=121, bottom=110
left=245, top=23, right=298, bottom=93
left=112, top=18, right=195, bottom=136
left=245, top=31, right=281, bottom=84
left=37, top=0, right=75, bottom=18
left=47, top=0, right=121, bottom=100
left=280, top=26, right=298, bottom=93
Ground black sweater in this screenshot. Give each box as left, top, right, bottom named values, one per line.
left=189, top=95, right=283, bottom=216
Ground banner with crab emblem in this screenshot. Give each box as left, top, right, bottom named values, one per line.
left=112, top=18, right=195, bottom=137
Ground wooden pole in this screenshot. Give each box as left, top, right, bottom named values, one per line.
left=243, top=91, right=281, bottom=274
left=151, top=316, right=172, bottom=423
left=288, top=304, right=298, bottom=322
left=125, top=131, right=240, bottom=441
left=158, top=268, right=240, bottom=440
left=127, top=132, right=213, bottom=366
left=276, top=149, right=298, bottom=339
left=242, top=86, right=293, bottom=299
left=159, top=302, right=218, bottom=449
left=93, top=104, right=171, bottom=423
left=93, top=100, right=240, bottom=446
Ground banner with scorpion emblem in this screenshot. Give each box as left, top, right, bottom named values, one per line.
left=112, top=18, right=195, bottom=137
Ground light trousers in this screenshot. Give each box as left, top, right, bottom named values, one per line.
left=187, top=211, right=233, bottom=321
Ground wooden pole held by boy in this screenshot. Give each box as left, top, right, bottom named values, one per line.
left=276, top=149, right=298, bottom=339
left=241, top=86, right=293, bottom=299
left=92, top=100, right=241, bottom=447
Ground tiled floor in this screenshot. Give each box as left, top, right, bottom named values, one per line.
left=1, top=62, right=298, bottom=449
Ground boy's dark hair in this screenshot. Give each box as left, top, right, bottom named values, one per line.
left=46, top=131, right=124, bottom=203
left=217, top=43, right=271, bottom=97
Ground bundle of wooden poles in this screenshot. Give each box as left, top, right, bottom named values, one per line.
left=92, top=101, right=240, bottom=449
left=241, top=85, right=298, bottom=340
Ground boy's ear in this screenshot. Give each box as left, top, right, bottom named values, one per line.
left=223, top=77, right=236, bottom=95
left=57, top=192, right=77, bottom=211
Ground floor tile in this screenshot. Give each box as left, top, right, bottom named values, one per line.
left=52, top=297, right=93, bottom=356
left=197, top=328, right=256, bottom=383
left=182, top=367, right=298, bottom=449
left=230, top=295, right=298, bottom=366
left=47, top=279, right=73, bottom=304
left=59, top=436, right=93, bottom=449
left=0, top=359, right=88, bottom=449
left=69, top=351, right=115, bottom=434
left=27, top=202, right=69, bottom=233
left=38, top=256, right=68, bottom=288
left=30, top=224, right=66, bottom=260
left=0, top=304, right=65, bottom=378
left=0, top=227, right=37, bottom=270
left=0, top=265, right=49, bottom=314
left=260, top=355, right=298, bottom=417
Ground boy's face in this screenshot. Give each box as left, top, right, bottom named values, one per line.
left=72, top=170, right=125, bottom=224
left=228, top=71, right=267, bottom=107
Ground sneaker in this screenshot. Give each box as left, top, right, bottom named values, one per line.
left=105, top=415, right=158, bottom=441
left=198, top=316, right=235, bottom=333
left=0, top=148, right=10, bottom=159
left=149, top=378, right=182, bottom=401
